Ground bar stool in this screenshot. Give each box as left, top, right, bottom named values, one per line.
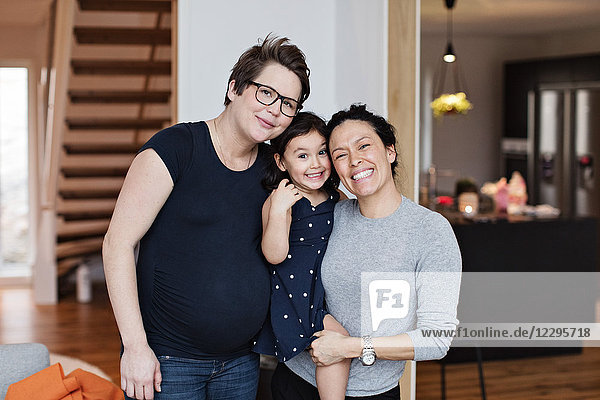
left=439, top=347, right=487, bottom=400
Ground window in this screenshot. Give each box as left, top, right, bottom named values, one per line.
left=0, top=67, right=30, bottom=278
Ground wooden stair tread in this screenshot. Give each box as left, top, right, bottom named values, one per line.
left=74, top=27, right=171, bottom=45
left=69, top=90, right=170, bottom=103
left=60, top=154, right=134, bottom=177
left=63, top=130, right=142, bottom=153
left=57, top=218, right=110, bottom=238
left=57, top=198, right=117, bottom=218
left=65, top=118, right=169, bottom=130
left=64, top=130, right=139, bottom=143
left=57, top=256, right=85, bottom=277
left=60, top=169, right=128, bottom=178
left=57, top=237, right=104, bottom=260
left=58, top=176, right=124, bottom=193
left=78, top=0, right=171, bottom=13
left=64, top=143, right=141, bottom=153
left=58, top=175, right=125, bottom=197
left=71, top=60, right=171, bottom=75
left=61, top=153, right=134, bottom=168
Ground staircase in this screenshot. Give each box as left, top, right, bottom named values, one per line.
left=56, top=0, right=173, bottom=284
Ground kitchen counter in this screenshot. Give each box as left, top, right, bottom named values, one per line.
left=439, top=210, right=534, bottom=225
left=443, top=215, right=598, bottom=362
left=449, top=215, right=597, bottom=272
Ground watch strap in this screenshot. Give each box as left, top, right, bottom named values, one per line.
left=362, top=335, right=374, bottom=351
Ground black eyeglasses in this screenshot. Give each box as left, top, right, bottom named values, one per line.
left=248, top=81, right=302, bottom=117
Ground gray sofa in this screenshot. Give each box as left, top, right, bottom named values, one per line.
left=0, top=343, right=50, bottom=400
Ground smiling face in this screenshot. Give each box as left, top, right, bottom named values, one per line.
left=275, top=129, right=332, bottom=196
left=329, top=120, right=397, bottom=201
left=227, top=63, right=302, bottom=144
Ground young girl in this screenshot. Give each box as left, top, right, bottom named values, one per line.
left=254, top=112, right=350, bottom=399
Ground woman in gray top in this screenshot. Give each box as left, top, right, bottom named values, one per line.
left=271, top=104, right=462, bottom=399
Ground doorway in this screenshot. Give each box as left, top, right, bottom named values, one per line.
left=0, top=67, right=30, bottom=279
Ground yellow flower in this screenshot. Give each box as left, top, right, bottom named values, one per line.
left=431, top=92, right=473, bottom=118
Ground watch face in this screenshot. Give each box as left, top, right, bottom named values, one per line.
left=361, top=351, right=376, bottom=366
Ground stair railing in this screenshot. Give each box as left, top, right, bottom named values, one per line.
left=35, top=0, right=76, bottom=304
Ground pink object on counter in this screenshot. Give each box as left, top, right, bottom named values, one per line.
left=494, top=178, right=508, bottom=213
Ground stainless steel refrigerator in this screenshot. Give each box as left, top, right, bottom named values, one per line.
left=529, top=84, right=600, bottom=218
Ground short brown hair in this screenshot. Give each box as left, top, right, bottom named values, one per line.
left=224, top=34, right=310, bottom=107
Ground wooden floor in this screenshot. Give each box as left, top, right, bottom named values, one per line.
left=0, top=284, right=121, bottom=383
left=1, top=285, right=599, bottom=399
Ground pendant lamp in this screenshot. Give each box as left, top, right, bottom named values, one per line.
left=431, top=0, right=473, bottom=118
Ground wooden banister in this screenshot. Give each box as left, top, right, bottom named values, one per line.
left=36, top=0, right=76, bottom=305
left=42, top=0, right=75, bottom=209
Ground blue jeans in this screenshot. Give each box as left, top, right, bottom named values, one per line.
left=124, top=352, right=260, bottom=400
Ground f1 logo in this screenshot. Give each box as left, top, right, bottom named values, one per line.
left=369, top=280, right=410, bottom=331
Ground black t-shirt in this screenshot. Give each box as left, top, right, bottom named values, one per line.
left=136, top=121, right=270, bottom=360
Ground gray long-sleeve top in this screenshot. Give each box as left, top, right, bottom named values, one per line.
left=285, top=197, right=462, bottom=397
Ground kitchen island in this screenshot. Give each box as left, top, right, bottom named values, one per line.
left=443, top=214, right=598, bottom=362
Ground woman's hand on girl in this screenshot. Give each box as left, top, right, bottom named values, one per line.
left=269, top=179, right=302, bottom=215
left=310, top=330, right=357, bottom=366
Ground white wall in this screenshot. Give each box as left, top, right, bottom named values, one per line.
left=177, top=0, right=387, bottom=123
left=334, top=0, right=388, bottom=117
left=420, top=27, right=600, bottom=195
left=526, top=27, right=600, bottom=59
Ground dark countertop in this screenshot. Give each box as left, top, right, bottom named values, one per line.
left=438, top=210, right=542, bottom=225
left=447, top=215, right=598, bottom=272
left=440, top=213, right=598, bottom=363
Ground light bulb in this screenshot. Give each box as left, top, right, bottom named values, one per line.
left=443, top=42, right=456, bottom=63
left=443, top=53, right=456, bottom=63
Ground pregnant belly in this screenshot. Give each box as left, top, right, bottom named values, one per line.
left=149, top=259, right=270, bottom=354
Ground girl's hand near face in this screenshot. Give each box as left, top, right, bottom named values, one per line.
left=261, top=179, right=301, bottom=264
left=269, top=178, right=302, bottom=215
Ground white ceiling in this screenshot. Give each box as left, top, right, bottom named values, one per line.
left=422, top=0, right=600, bottom=36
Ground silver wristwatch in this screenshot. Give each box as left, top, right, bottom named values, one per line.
left=359, top=335, right=376, bottom=366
